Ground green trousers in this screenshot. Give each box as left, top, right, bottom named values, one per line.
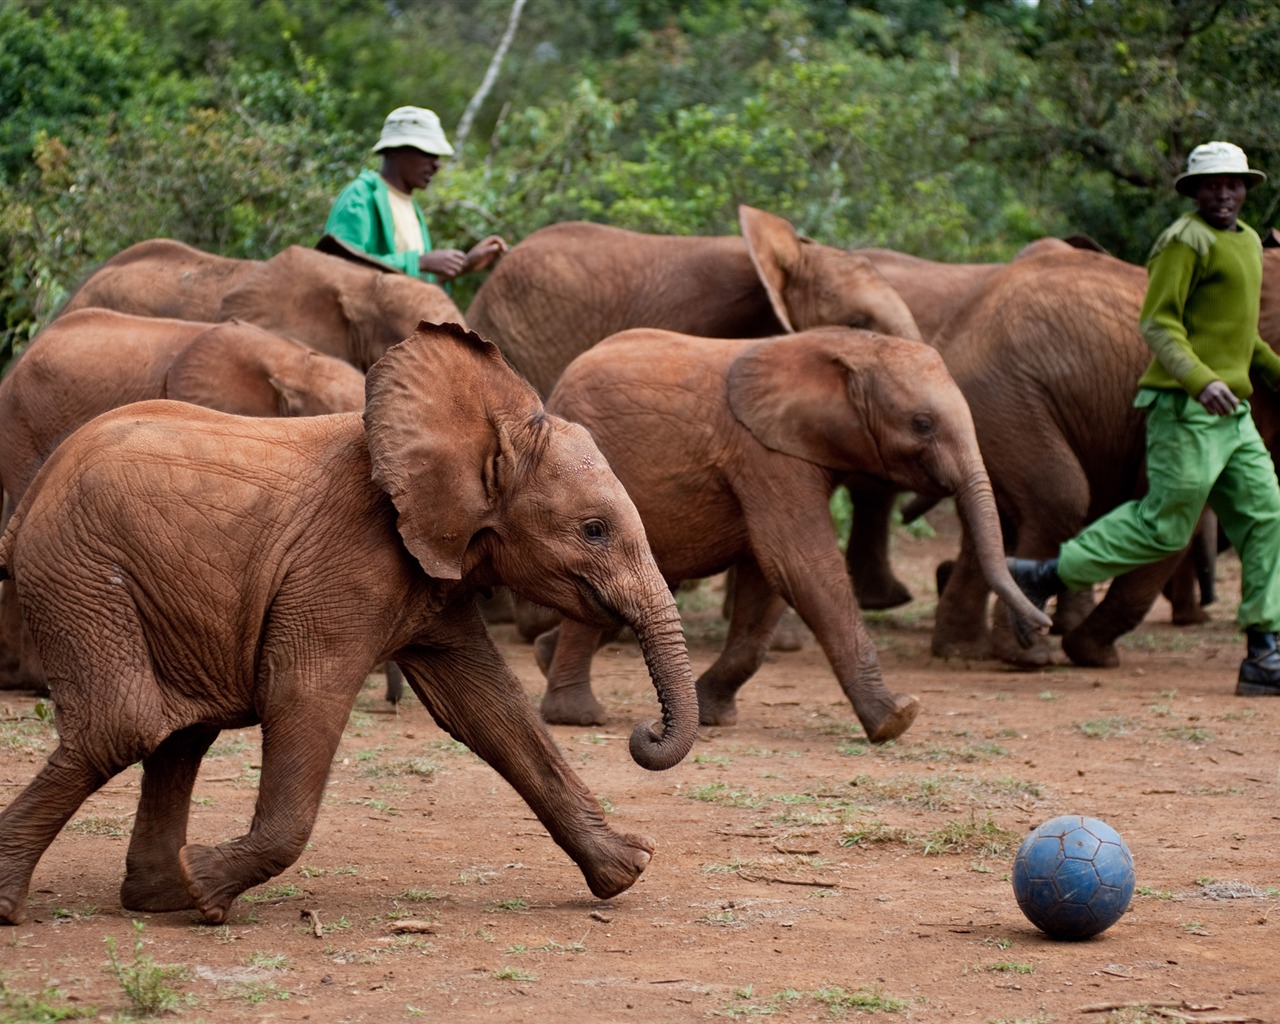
left=1058, top=388, right=1280, bottom=632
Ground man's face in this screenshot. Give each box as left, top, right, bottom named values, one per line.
left=1193, top=174, right=1248, bottom=230
left=393, top=148, right=441, bottom=191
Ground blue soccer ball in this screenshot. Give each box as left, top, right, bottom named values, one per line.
left=1011, top=815, right=1135, bottom=940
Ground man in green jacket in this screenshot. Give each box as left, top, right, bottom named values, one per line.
left=1010, top=141, right=1280, bottom=695
left=324, top=105, right=506, bottom=282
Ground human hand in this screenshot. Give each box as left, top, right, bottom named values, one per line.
left=463, top=235, right=508, bottom=273
left=418, top=248, right=468, bottom=280
left=1197, top=380, right=1239, bottom=415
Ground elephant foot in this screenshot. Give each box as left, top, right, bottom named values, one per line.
left=992, top=629, right=1052, bottom=668
left=540, top=684, right=607, bottom=727
left=580, top=831, right=654, bottom=900
left=0, top=889, right=27, bottom=925
left=533, top=629, right=559, bottom=678
left=1051, top=590, right=1096, bottom=636
left=121, top=868, right=198, bottom=913
left=695, top=679, right=739, bottom=727
left=179, top=843, right=250, bottom=925
left=859, top=692, right=920, bottom=744
left=1061, top=629, right=1121, bottom=668
left=1170, top=604, right=1210, bottom=626
left=769, top=612, right=806, bottom=652
left=931, top=631, right=994, bottom=660
left=852, top=577, right=913, bottom=611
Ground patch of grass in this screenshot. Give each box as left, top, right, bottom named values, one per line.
left=396, top=888, right=444, bottom=903
left=1163, top=726, right=1213, bottom=743
left=208, top=736, right=250, bottom=758
left=0, top=976, right=98, bottom=1022
left=810, top=985, right=907, bottom=1014
left=362, top=757, right=439, bottom=779
left=839, top=820, right=911, bottom=848
left=682, top=782, right=764, bottom=809
left=493, top=966, right=537, bottom=982
left=691, top=753, right=733, bottom=765
left=1075, top=716, right=1137, bottom=739
left=242, top=883, right=302, bottom=904
left=918, top=814, right=1021, bottom=858
left=233, top=980, right=291, bottom=1003
left=1135, top=885, right=1175, bottom=900
left=888, top=742, right=1008, bottom=764
left=50, top=905, right=100, bottom=921
left=493, top=898, right=528, bottom=912
left=984, top=961, right=1034, bottom=974
left=65, top=814, right=132, bottom=837
left=244, top=952, right=287, bottom=970
left=347, top=797, right=402, bottom=816
left=104, top=920, right=190, bottom=1017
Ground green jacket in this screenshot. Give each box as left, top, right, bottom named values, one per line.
left=323, top=169, right=434, bottom=279
left=1137, top=211, right=1280, bottom=399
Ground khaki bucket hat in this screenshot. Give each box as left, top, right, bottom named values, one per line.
left=1175, top=141, right=1266, bottom=196
left=373, top=106, right=455, bottom=157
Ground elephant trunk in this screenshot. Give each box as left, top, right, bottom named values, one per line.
left=618, top=571, right=699, bottom=771
left=952, top=466, right=1053, bottom=632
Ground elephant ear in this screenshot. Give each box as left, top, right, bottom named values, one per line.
left=727, top=331, right=879, bottom=474
left=739, top=204, right=801, bottom=333
left=165, top=322, right=283, bottom=415
left=364, top=321, right=541, bottom=579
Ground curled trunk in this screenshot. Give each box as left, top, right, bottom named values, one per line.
left=620, top=575, right=699, bottom=771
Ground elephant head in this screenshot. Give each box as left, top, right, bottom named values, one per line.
left=726, top=328, right=1052, bottom=633
left=164, top=321, right=367, bottom=416
left=740, top=206, right=923, bottom=342
left=364, top=323, right=698, bottom=770
left=218, top=247, right=465, bottom=371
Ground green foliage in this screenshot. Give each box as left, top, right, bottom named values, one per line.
left=103, top=920, right=190, bottom=1017
left=4, top=0, right=1280, bottom=369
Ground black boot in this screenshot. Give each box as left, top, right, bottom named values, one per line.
left=1006, top=557, right=1065, bottom=612
left=1237, top=628, right=1280, bottom=696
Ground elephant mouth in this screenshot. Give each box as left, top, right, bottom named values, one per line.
left=576, top=576, right=626, bottom=629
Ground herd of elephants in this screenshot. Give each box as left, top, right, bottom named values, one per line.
left=0, top=202, right=1274, bottom=926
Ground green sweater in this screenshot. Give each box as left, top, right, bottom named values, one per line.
left=1137, top=211, right=1280, bottom=399
left=323, top=169, right=434, bottom=279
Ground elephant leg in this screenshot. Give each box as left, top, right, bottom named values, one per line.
left=384, top=661, right=405, bottom=703
left=720, top=566, right=805, bottom=651
left=476, top=586, right=515, bottom=624
left=696, top=558, right=788, bottom=727
left=1052, top=589, right=1097, bottom=634
left=0, top=582, right=20, bottom=683
left=121, top=723, right=220, bottom=912
left=0, top=743, right=116, bottom=924
left=172, top=655, right=358, bottom=926
left=1164, top=552, right=1209, bottom=625
left=540, top=619, right=609, bottom=726
left=402, top=644, right=654, bottom=900
left=932, top=533, right=996, bottom=660
left=844, top=483, right=913, bottom=609
left=1062, top=559, right=1178, bottom=668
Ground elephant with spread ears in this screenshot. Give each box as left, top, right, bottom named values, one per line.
left=0, top=323, right=698, bottom=926
left=466, top=204, right=923, bottom=612
left=57, top=239, right=464, bottom=371
left=0, top=308, right=369, bottom=690
left=532, top=326, right=1051, bottom=740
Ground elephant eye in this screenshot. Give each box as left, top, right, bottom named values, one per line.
left=912, top=415, right=935, bottom=436
left=582, top=519, right=609, bottom=544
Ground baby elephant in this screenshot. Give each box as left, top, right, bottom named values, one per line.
left=0, top=309, right=368, bottom=692
left=0, top=323, right=697, bottom=926
left=536, top=326, right=1051, bottom=741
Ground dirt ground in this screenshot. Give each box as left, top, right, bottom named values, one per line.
left=1, top=506, right=1277, bottom=1024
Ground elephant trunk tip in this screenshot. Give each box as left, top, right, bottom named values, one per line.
left=628, top=719, right=695, bottom=772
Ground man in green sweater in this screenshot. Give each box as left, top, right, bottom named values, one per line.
left=324, top=105, right=506, bottom=282
left=1010, top=141, right=1280, bottom=695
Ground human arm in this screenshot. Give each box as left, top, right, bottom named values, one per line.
left=1139, top=239, right=1221, bottom=401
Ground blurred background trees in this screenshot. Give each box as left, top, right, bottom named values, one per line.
left=3, top=0, right=1278, bottom=369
